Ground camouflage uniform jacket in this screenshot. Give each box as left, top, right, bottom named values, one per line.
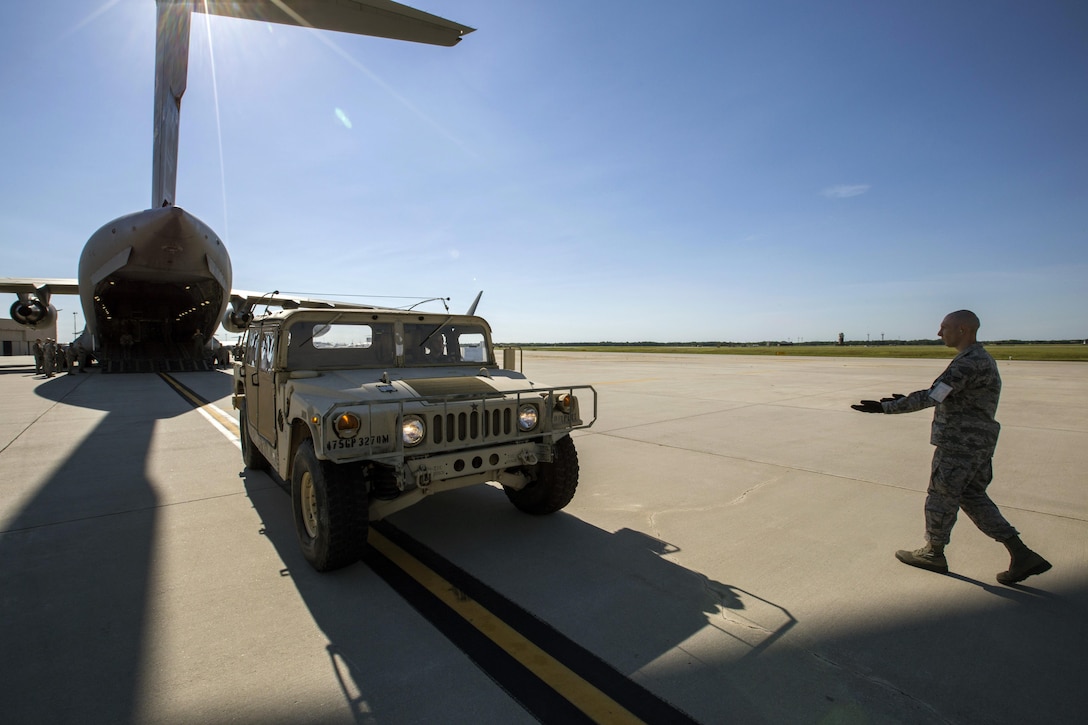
left=881, top=343, right=1001, bottom=455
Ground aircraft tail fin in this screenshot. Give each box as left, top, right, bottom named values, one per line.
left=151, top=0, right=473, bottom=209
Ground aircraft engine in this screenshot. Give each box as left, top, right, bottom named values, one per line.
left=221, top=300, right=252, bottom=333
left=10, top=297, right=58, bottom=330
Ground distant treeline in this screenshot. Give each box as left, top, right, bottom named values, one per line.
left=499, top=339, right=1086, bottom=348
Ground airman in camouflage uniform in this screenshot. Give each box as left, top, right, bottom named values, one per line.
left=32, top=338, right=44, bottom=374
left=852, top=310, right=1051, bottom=585
left=43, top=338, right=57, bottom=378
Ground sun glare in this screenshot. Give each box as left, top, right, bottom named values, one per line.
left=60, top=0, right=122, bottom=41
left=197, top=3, right=231, bottom=242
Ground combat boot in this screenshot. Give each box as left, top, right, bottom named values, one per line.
left=997, top=536, right=1052, bottom=585
left=895, top=543, right=948, bottom=574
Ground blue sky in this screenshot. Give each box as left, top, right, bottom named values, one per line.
left=2, top=0, right=1085, bottom=343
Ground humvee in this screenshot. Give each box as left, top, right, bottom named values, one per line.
left=232, top=307, right=596, bottom=571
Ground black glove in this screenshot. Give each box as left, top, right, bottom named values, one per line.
left=880, top=394, right=905, bottom=403
left=851, top=400, right=885, bottom=413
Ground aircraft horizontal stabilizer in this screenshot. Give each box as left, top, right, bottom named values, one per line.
left=193, top=0, right=475, bottom=47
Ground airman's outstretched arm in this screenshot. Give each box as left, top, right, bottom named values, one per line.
left=851, top=393, right=913, bottom=414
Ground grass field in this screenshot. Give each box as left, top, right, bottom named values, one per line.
left=523, top=344, right=1088, bottom=362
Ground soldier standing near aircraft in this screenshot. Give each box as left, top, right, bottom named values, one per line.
left=65, top=342, right=77, bottom=373
left=192, top=329, right=205, bottom=364
left=32, top=338, right=44, bottom=374
left=42, top=339, right=57, bottom=378
left=851, top=310, right=1052, bottom=585
left=120, top=331, right=134, bottom=361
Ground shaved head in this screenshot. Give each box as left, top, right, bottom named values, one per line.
left=938, top=310, right=980, bottom=351
left=946, top=310, right=981, bottom=332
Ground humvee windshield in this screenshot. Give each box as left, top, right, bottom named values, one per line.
left=403, top=322, right=491, bottom=365
left=284, top=319, right=491, bottom=369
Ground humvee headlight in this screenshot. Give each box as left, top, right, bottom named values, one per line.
left=517, top=404, right=539, bottom=431
left=402, top=414, right=426, bottom=447
left=554, top=393, right=573, bottom=413
left=335, top=412, right=361, bottom=439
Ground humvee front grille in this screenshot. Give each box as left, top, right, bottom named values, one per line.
left=324, top=384, right=596, bottom=460
left=431, top=407, right=514, bottom=444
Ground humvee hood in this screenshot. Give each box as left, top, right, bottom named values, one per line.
left=402, top=376, right=501, bottom=398
left=284, top=369, right=536, bottom=402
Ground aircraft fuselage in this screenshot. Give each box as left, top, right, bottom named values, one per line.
left=78, top=206, right=231, bottom=364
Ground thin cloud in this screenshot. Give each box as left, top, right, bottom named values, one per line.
left=822, top=184, right=871, bottom=199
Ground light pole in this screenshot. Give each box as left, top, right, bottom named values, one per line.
left=73, top=312, right=78, bottom=339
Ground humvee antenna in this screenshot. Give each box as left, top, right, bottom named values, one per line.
left=258, top=289, right=280, bottom=314
left=406, top=297, right=450, bottom=312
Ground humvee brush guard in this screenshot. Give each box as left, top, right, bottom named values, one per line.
left=233, top=308, right=596, bottom=571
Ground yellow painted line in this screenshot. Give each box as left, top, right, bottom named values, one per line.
left=368, top=527, right=646, bottom=725
left=159, top=373, right=240, bottom=437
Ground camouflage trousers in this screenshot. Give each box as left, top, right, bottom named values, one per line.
left=924, top=447, right=1018, bottom=546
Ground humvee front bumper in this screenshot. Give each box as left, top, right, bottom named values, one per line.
left=402, top=439, right=552, bottom=489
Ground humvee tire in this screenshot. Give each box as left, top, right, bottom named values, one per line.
left=238, top=401, right=269, bottom=472
left=504, top=435, right=579, bottom=515
left=291, top=440, right=369, bottom=571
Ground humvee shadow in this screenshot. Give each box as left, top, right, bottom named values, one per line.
left=241, top=469, right=796, bottom=722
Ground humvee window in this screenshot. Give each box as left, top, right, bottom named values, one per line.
left=287, top=320, right=396, bottom=369
left=245, top=330, right=259, bottom=367
left=258, top=330, right=276, bottom=371
left=403, top=322, right=491, bottom=366
left=311, top=323, right=374, bottom=349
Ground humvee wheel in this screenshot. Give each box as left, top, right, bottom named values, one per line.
left=291, top=440, right=368, bottom=572
left=504, top=435, right=579, bottom=515
left=238, top=401, right=269, bottom=471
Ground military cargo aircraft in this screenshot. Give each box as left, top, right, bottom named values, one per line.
left=1, top=0, right=472, bottom=371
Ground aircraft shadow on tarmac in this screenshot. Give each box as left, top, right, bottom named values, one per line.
left=1, top=372, right=196, bottom=723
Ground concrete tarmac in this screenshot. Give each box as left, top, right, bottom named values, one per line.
left=1, top=352, right=1085, bottom=724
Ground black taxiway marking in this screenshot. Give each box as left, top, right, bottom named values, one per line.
left=159, top=372, right=699, bottom=724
